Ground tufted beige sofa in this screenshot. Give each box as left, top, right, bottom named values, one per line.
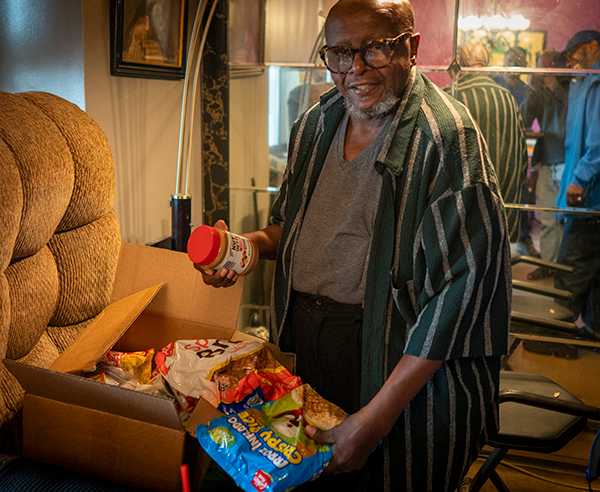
left=0, top=91, right=121, bottom=455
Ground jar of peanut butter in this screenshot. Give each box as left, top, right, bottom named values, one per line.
left=187, top=225, right=258, bottom=275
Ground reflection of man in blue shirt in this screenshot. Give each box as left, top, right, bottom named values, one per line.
left=554, top=30, right=600, bottom=340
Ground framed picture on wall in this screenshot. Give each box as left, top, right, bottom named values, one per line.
left=110, top=0, right=188, bottom=80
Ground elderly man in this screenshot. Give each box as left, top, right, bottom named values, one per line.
left=451, top=42, right=529, bottom=247
left=199, top=1, right=510, bottom=490
left=554, top=30, right=600, bottom=341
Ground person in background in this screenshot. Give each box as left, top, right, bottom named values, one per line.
left=493, top=46, right=530, bottom=106
left=492, top=46, right=539, bottom=258
left=520, top=49, right=569, bottom=280
left=554, top=30, right=600, bottom=341
left=198, top=1, right=511, bottom=490
left=452, top=42, right=529, bottom=246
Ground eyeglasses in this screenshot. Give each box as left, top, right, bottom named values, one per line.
left=319, top=32, right=412, bottom=74
left=565, top=43, right=586, bottom=65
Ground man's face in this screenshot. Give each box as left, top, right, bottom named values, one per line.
left=567, top=42, right=594, bottom=69
left=325, top=8, right=419, bottom=119
left=502, top=51, right=526, bottom=84
left=504, top=53, right=516, bottom=67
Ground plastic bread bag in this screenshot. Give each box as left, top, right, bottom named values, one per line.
left=154, top=339, right=302, bottom=414
left=95, top=362, right=139, bottom=390
left=196, top=384, right=348, bottom=492
left=135, top=372, right=172, bottom=397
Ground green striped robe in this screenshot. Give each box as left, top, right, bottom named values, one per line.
left=269, top=69, right=511, bottom=491
left=452, top=73, right=529, bottom=242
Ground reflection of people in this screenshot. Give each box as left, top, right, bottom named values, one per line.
left=554, top=31, right=600, bottom=340
left=452, top=42, right=529, bottom=243
left=493, top=47, right=539, bottom=259
left=198, top=1, right=511, bottom=490
left=287, top=79, right=334, bottom=127
left=520, top=49, right=569, bottom=280
left=493, top=46, right=530, bottom=106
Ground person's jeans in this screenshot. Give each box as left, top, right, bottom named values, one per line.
left=536, top=164, right=564, bottom=263
left=555, top=217, right=600, bottom=334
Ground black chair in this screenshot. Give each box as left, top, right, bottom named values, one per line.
left=459, top=371, right=600, bottom=492
left=510, top=253, right=575, bottom=324
left=510, top=254, right=574, bottom=275
left=506, top=254, right=585, bottom=364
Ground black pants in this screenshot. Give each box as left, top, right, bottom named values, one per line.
left=289, top=290, right=363, bottom=415
left=289, top=292, right=382, bottom=492
left=555, top=217, right=600, bottom=334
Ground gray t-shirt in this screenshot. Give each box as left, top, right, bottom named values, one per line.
left=291, top=114, right=388, bottom=304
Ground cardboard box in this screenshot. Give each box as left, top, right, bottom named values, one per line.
left=6, top=242, right=291, bottom=491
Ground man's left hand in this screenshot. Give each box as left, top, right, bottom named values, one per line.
left=304, top=355, right=443, bottom=476
left=566, top=183, right=585, bottom=207
left=305, top=409, right=382, bottom=475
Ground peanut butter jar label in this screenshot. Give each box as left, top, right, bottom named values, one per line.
left=215, top=231, right=253, bottom=274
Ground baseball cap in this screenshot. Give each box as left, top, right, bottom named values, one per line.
left=560, top=30, right=600, bottom=56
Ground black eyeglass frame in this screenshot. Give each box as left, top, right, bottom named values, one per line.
left=563, top=43, right=589, bottom=65
left=318, top=32, right=413, bottom=74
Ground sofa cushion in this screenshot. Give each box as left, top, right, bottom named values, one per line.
left=0, top=91, right=121, bottom=455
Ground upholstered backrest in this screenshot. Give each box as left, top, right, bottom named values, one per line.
left=0, top=91, right=121, bottom=454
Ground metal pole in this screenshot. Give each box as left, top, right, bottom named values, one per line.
left=171, top=0, right=219, bottom=252
left=175, top=0, right=209, bottom=197
left=183, top=0, right=219, bottom=196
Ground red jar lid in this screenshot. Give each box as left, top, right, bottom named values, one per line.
left=187, top=225, right=221, bottom=265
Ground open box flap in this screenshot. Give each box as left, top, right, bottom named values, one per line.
left=50, top=284, right=162, bottom=374
left=5, top=360, right=183, bottom=431
left=111, top=243, right=244, bottom=332
left=114, top=312, right=239, bottom=354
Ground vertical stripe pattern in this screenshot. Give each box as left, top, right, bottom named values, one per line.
left=269, top=69, right=510, bottom=491
left=451, top=74, right=528, bottom=241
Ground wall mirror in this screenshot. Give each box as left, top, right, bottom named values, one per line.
left=226, top=0, right=600, bottom=420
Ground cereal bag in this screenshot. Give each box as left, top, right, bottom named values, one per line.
left=197, top=384, right=348, bottom=492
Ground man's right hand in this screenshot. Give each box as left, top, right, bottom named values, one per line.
left=194, top=219, right=239, bottom=288
left=566, top=183, right=585, bottom=207
left=194, top=263, right=239, bottom=288
left=194, top=222, right=283, bottom=288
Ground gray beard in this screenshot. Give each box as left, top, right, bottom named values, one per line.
left=344, top=91, right=399, bottom=120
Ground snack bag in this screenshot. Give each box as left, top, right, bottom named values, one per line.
left=100, top=349, right=154, bottom=385
left=88, top=372, right=106, bottom=383
left=155, top=339, right=302, bottom=414
left=197, top=384, right=348, bottom=492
